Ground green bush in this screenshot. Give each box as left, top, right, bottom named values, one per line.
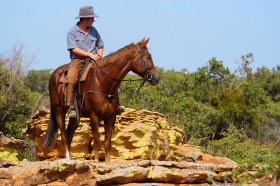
left=207, top=126, right=277, bottom=163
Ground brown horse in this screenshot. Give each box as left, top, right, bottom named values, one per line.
left=42, top=38, right=160, bottom=163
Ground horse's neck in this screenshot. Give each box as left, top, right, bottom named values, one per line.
left=98, top=48, right=137, bottom=91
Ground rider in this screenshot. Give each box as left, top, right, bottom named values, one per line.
left=66, top=6, right=104, bottom=118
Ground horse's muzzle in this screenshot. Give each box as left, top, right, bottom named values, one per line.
left=149, top=72, right=160, bottom=86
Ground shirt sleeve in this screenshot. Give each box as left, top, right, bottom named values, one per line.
left=67, top=30, right=78, bottom=50
left=94, top=28, right=104, bottom=49
left=97, top=37, right=104, bottom=49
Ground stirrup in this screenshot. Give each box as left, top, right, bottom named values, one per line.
left=68, top=108, right=77, bottom=118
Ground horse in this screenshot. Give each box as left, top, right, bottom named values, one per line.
left=42, top=38, right=160, bottom=163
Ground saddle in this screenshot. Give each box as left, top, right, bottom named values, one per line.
left=59, top=60, right=94, bottom=84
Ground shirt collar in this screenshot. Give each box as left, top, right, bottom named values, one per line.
left=75, top=22, right=93, bottom=33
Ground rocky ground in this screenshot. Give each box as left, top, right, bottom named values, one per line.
left=0, top=157, right=278, bottom=186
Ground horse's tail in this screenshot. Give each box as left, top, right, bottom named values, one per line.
left=42, top=111, right=58, bottom=148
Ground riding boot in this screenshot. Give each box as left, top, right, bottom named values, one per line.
left=66, top=83, right=77, bottom=118
left=66, top=58, right=86, bottom=118
left=66, top=83, right=75, bottom=106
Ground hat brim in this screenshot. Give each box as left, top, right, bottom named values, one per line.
left=75, top=13, right=99, bottom=19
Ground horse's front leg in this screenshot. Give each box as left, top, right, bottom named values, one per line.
left=90, top=114, right=101, bottom=162
left=56, top=113, right=71, bottom=160
left=104, top=114, right=116, bottom=163
left=66, top=118, right=79, bottom=153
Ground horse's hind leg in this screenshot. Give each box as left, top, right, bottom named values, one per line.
left=90, top=114, right=101, bottom=162
left=56, top=113, right=71, bottom=160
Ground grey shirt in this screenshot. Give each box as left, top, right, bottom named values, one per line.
left=67, top=23, right=104, bottom=59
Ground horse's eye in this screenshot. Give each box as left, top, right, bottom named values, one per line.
left=147, top=57, right=152, bottom=60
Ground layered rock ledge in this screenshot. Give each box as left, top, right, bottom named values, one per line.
left=0, top=158, right=237, bottom=185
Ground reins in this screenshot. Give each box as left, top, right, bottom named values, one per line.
left=81, top=43, right=151, bottom=97
left=92, top=59, right=147, bottom=82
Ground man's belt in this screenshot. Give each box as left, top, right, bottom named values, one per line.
left=73, top=57, right=87, bottom=60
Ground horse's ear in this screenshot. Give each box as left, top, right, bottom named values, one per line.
left=145, top=38, right=150, bottom=44
left=138, top=38, right=150, bottom=47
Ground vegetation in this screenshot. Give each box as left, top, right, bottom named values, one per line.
left=121, top=54, right=280, bottom=147
left=0, top=44, right=51, bottom=160
left=0, top=44, right=279, bottom=180
left=0, top=147, right=20, bottom=164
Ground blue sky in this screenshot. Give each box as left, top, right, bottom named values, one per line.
left=0, top=0, right=279, bottom=73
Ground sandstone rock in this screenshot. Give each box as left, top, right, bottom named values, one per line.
left=0, top=157, right=17, bottom=168
left=25, top=107, right=185, bottom=161
left=0, top=168, right=13, bottom=179
left=0, top=131, right=27, bottom=150
left=201, top=154, right=238, bottom=171
left=96, top=166, right=149, bottom=185
left=148, top=165, right=211, bottom=184
left=174, top=144, right=203, bottom=162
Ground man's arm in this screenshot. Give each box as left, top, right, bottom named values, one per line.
left=97, top=46, right=104, bottom=57
left=72, top=47, right=102, bottom=60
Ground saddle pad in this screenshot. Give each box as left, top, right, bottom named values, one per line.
left=59, top=62, right=93, bottom=83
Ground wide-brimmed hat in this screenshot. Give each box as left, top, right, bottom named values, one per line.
left=75, top=6, right=99, bottom=19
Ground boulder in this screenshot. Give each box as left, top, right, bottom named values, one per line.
left=25, top=107, right=186, bottom=161
left=0, top=131, right=27, bottom=150
left=0, top=131, right=27, bottom=166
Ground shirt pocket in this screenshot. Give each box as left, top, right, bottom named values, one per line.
left=76, top=37, right=85, bottom=50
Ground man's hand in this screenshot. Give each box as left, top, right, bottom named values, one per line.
left=72, top=48, right=101, bottom=60
left=89, top=53, right=100, bottom=61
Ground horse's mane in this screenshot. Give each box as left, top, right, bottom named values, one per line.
left=91, top=42, right=136, bottom=68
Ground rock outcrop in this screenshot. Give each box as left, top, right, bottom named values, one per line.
left=24, top=106, right=186, bottom=161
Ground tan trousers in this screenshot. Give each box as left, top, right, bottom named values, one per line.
left=66, top=58, right=86, bottom=106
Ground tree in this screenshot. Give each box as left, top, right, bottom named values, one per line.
left=0, top=44, right=37, bottom=138
left=24, top=69, right=52, bottom=112
left=254, top=66, right=280, bottom=102
left=25, top=69, right=52, bottom=93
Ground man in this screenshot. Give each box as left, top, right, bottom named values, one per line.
left=66, top=6, right=104, bottom=118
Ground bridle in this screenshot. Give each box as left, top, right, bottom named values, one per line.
left=93, top=43, right=153, bottom=82
left=136, top=44, right=153, bottom=82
